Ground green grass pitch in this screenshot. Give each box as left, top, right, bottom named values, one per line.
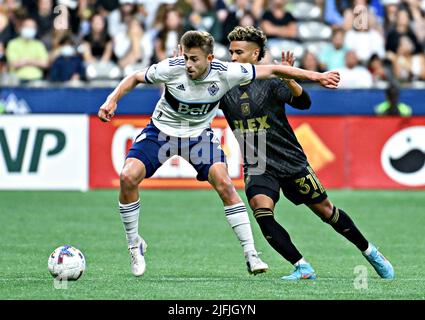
left=0, top=189, right=424, bottom=300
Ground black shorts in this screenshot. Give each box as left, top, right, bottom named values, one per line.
left=245, top=165, right=328, bottom=205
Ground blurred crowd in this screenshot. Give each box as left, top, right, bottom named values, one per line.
left=0, top=0, right=425, bottom=88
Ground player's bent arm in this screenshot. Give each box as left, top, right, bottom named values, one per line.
left=98, top=70, right=146, bottom=122
left=288, top=89, right=311, bottom=110
left=106, top=70, right=146, bottom=103
left=283, top=79, right=303, bottom=97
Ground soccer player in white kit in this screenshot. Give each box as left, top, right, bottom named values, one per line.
left=98, top=31, right=340, bottom=277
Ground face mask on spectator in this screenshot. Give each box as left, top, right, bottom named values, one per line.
left=21, top=27, right=37, bottom=39
left=61, top=45, right=76, bottom=57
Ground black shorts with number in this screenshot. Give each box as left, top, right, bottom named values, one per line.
left=245, top=165, right=328, bottom=205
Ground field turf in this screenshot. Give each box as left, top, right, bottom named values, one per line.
left=0, top=189, right=424, bottom=300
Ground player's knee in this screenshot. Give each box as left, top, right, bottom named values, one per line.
left=322, top=200, right=334, bottom=218
left=120, top=169, right=142, bottom=190
left=214, top=177, right=237, bottom=201
left=311, top=198, right=333, bottom=221
left=321, top=205, right=338, bottom=223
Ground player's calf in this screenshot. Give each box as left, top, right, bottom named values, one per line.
left=322, top=206, right=369, bottom=252
left=254, top=208, right=303, bottom=265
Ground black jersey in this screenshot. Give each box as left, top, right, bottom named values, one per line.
left=220, top=78, right=309, bottom=178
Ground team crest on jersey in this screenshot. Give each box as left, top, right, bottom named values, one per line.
left=240, top=65, right=248, bottom=74
left=241, top=103, right=250, bottom=115
left=208, top=82, right=219, bottom=96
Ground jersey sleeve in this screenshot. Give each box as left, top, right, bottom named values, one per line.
left=226, top=62, right=256, bottom=88
left=144, top=59, right=172, bottom=84
left=273, top=80, right=293, bottom=104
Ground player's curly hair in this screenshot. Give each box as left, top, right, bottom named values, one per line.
left=180, top=30, right=214, bottom=55
left=227, top=26, right=267, bottom=61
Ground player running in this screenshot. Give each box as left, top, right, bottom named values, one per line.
left=219, top=26, right=394, bottom=280
left=98, top=30, right=340, bottom=277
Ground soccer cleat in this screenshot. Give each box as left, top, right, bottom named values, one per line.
left=363, top=244, right=394, bottom=279
left=281, top=263, right=317, bottom=280
left=128, top=236, right=148, bottom=277
left=245, top=251, right=269, bottom=275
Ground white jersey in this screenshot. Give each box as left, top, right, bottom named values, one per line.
left=145, top=57, right=255, bottom=137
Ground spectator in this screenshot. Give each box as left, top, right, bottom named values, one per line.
left=318, top=27, right=348, bottom=70
left=382, top=0, right=400, bottom=34
left=31, top=0, right=54, bottom=50
left=337, top=50, right=373, bottom=88
left=50, top=35, right=85, bottom=82
left=323, top=0, right=345, bottom=26
left=113, top=18, right=152, bottom=71
left=298, top=51, right=325, bottom=83
left=404, top=0, right=425, bottom=45
left=154, top=8, right=183, bottom=61
left=344, top=23, right=385, bottom=63
left=0, top=11, right=14, bottom=72
left=221, top=0, right=255, bottom=45
left=5, top=17, right=49, bottom=81
left=239, top=11, right=257, bottom=28
left=374, top=84, right=412, bottom=116
left=0, top=10, right=15, bottom=47
left=137, top=0, right=176, bottom=30
left=251, top=0, right=267, bottom=21
left=95, top=0, right=120, bottom=13
left=81, top=13, right=114, bottom=64
left=389, top=35, right=425, bottom=81
left=385, top=9, right=423, bottom=54
left=215, top=0, right=229, bottom=23
left=367, top=53, right=389, bottom=82
left=107, top=0, right=137, bottom=37
left=77, top=0, right=98, bottom=38
left=151, top=2, right=178, bottom=31
left=184, top=0, right=222, bottom=42
left=260, top=0, right=297, bottom=41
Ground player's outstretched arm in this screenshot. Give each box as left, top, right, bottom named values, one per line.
left=98, top=70, right=146, bottom=122
left=277, top=51, right=303, bottom=97
left=255, top=64, right=340, bottom=89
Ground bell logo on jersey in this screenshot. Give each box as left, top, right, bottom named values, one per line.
left=178, top=103, right=212, bottom=115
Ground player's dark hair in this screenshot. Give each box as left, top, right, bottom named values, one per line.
left=180, top=30, right=214, bottom=55
left=227, top=26, right=267, bottom=61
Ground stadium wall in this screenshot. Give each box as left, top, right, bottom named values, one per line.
left=1, top=114, right=424, bottom=190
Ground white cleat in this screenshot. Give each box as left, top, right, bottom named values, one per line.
left=128, top=236, right=148, bottom=277
left=245, top=251, right=268, bottom=275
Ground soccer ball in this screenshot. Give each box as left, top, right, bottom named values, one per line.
left=48, top=245, right=86, bottom=281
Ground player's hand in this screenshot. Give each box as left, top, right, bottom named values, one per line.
left=172, top=44, right=182, bottom=58
left=281, top=50, right=295, bottom=67
left=319, top=71, right=340, bottom=89
left=98, top=100, right=117, bottom=122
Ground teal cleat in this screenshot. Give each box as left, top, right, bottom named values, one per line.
left=281, top=263, right=317, bottom=280
left=363, top=244, right=394, bottom=279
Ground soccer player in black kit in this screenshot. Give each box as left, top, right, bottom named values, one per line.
left=220, top=26, right=394, bottom=280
